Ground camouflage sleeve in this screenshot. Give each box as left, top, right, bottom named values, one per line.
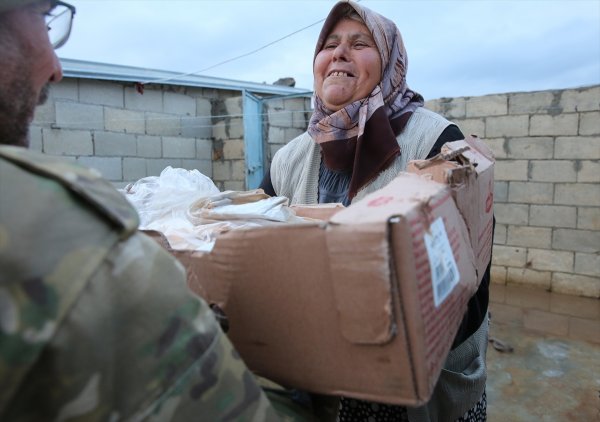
left=2, top=232, right=297, bottom=421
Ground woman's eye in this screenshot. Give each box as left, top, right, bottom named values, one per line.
left=324, top=43, right=338, bottom=50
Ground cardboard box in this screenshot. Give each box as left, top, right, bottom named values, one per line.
left=145, top=173, right=478, bottom=405
left=407, top=136, right=495, bottom=282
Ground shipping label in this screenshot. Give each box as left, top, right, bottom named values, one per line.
left=424, top=217, right=460, bottom=307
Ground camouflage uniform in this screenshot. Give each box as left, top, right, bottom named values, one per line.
left=0, top=145, right=314, bottom=421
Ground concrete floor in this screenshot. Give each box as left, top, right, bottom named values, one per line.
left=487, top=320, right=600, bottom=421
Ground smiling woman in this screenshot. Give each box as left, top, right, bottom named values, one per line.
left=260, top=1, right=491, bottom=421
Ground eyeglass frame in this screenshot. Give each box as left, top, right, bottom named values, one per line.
left=46, top=0, right=76, bottom=49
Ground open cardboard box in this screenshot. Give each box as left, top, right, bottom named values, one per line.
left=145, top=171, right=481, bottom=406
left=407, top=135, right=495, bottom=282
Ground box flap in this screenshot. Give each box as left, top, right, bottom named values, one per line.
left=331, top=172, right=446, bottom=225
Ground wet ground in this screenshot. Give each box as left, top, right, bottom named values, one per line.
left=487, top=320, right=600, bottom=421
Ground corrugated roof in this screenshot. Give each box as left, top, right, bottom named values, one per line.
left=60, top=58, right=312, bottom=96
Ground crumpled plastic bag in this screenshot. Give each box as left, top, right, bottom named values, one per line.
left=123, top=166, right=220, bottom=228
left=122, top=167, right=305, bottom=252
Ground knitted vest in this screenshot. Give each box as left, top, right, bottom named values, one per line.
left=271, top=107, right=452, bottom=205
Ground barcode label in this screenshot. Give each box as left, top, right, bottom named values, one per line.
left=424, top=218, right=460, bottom=307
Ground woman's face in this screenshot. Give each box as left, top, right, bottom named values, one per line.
left=314, top=18, right=382, bottom=112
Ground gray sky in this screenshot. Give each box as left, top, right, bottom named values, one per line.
left=57, top=0, right=600, bottom=100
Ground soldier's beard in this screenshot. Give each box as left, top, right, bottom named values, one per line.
left=0, top=72, right=48, bottom=148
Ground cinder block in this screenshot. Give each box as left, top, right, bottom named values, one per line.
left=523, top=309, right=569, bottom=336
left=552, top=272, right=600, bottom=298
left=162, top=136, right=196, bottom=158
left=508, top=181, right=553, bottom=204
left=555, top=137, right=600, bottom=159
left=577, top=207, right=600, bottom=230
left=123, top=157, right=147, bottom=181
left=486, top=115, right=528, bottom=137
left=490, top=265, right=507, bottom=286
left=569, top=317, right=600, bottom=344
left=77, top=156, right=122, bottom=181
left=212, top=160, right=231, bottom=181
left=426, top=98, right=466, bottom=120
left=269, top=144, right=284, bottom=161
left=483, top=138, right=507, bottom=159
left=494, top=203, right=529, bottom=225
left=137, top=135, right=162, bottom=158
left=231, top=160, right=246, bottom=181
left=553, top=229, right=600, bottom=253
left=507, top=225, right=552, bottom=248
left=213, top=121, right=227, bottom=141
left=43, top=128, right=93, bottom=156
left=50, top=78, right=78, bottom=101
left=494, top=181, right=508, bottom=203
left=577, top=161, right=600, bottom=183
left=55, top=101, right=104, bottom=130
left=292, top=110, right=309, bottom=129
left=228, top=118, right=244, bottom=140
left=493, top=224, right=507, bottom=244
left=555, top=183, right=600, bottom=206
left=453, top=118, right=485, bottom=138
left=146, top=159, right=182, bottom=177
left=495, top=160, right=528, bottom=181
left=33, top=101, right=55, bottom=126
left=506, top=267, right=552, bottom=290
left=527, top=248, right=574, bottom=272
left=223, top=139, right=244, bottom=160
left=196, top=139, right=213, bottom=160
left=506, top=137, right=554, bottom=159
left=579, top=111, right=600, bottom=135
left=466, top=94, right=507, bottom=117
left=530, top=114, right=578, bottom=136
left=492, top=245, right=527, bottom=267
left=529, top=205, right=576, bottom=228
left=285, top=128, right=305, bottom=142
left=284, top=97, right=309, bottom=112
left=575, top=253, right=600, bottom=277
left=196, top=98, right=212, bottom=116
left=79, top=80, right=123, bottom=107
left=181, top=116, right=212, bottom=139
left=28, top=126, right=43, bottom=152
left=267, top=126, right=286, bottom=144
left=180, top=159, right=212, bottom=178
left=560, top=86, right=600, bottom=112
left=94, top=132, right=137, bottom=157
left=124, top=87, right=162, bottom=112
left=225, top=97, right=243, bottom=117
left=105, top=107, right=145, bottom=134
left=529, top=160, right=576, bottom=182
left=164, top=92, right=196, bottom=116
left=146, top=112, right=181, bottom=136
left=508, top=91, right=555, bottom=115
left=268, top=106, right=293, bottom=127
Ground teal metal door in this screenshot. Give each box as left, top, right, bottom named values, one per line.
left=243, top=91, right=264, bottom=189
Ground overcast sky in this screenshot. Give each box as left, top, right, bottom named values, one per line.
left=57, top=0, right=600, bottom=100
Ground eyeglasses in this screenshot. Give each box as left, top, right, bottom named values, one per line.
left=45, top=0, right=76, bottom=49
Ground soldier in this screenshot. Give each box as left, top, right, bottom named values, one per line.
left=0, top=1, right=315, bottom=420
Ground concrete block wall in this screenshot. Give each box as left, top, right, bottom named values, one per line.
left=427, top=85, right=600, bottom=298
left=31, top=78, right=221, bottom=188
left=263, top=96, right=313, bottom=165
left=31, top=77, right=598, bottom=299
left=210, top=94, right=248, bottom=191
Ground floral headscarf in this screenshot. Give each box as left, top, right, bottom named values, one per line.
left=307, top=0, right=424, bottom=199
